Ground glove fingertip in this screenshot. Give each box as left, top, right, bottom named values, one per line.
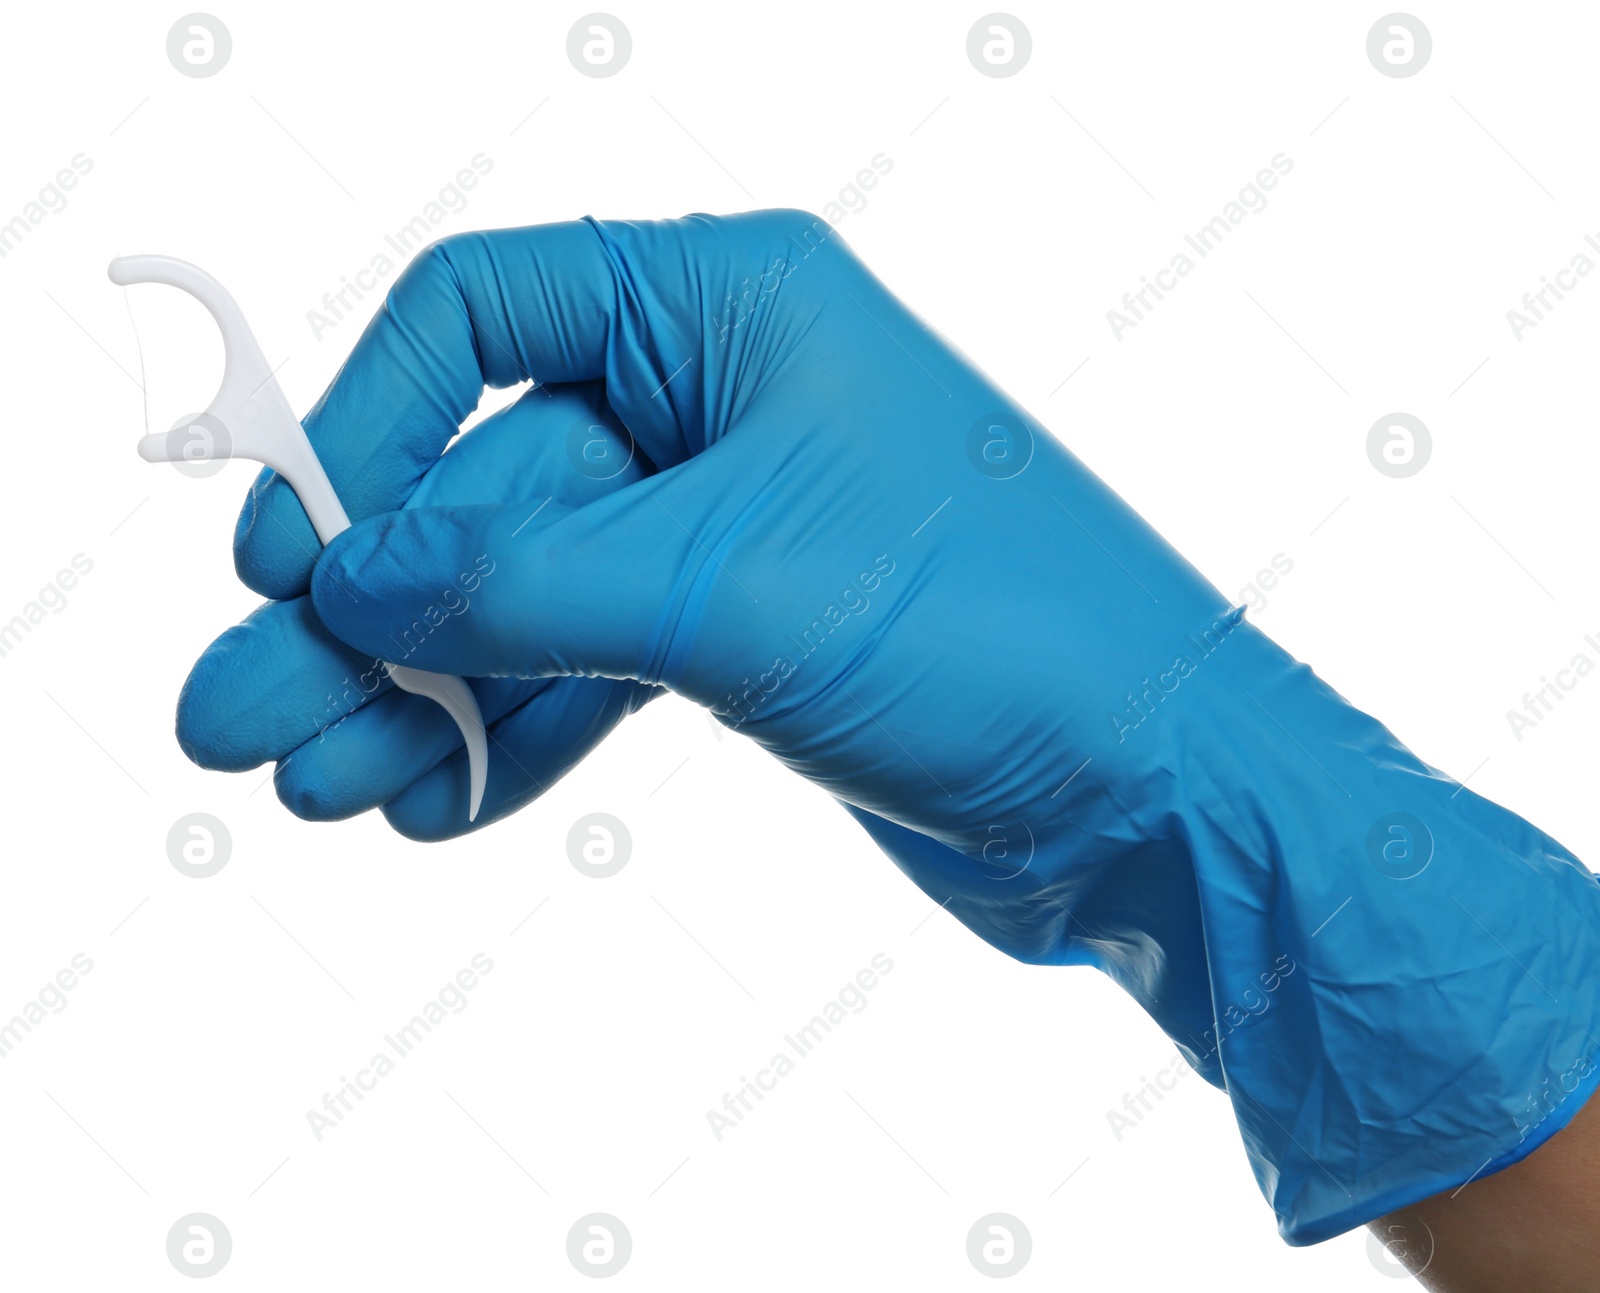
left=234, top=467, right=318, bottom=599
left=309, top=513, right=408, bottom=651
left=381, top=760, right=482, bottom=842
left=175, top=638, right=257, bottom=773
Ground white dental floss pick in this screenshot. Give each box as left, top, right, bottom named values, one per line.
left=108, top=255, right=488, bottom=822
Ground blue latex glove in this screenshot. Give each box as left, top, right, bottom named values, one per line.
left=179, top=210, right=1600, bottom=1244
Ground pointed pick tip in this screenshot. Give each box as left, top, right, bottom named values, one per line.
left=467, top=741, right=486, bottom=823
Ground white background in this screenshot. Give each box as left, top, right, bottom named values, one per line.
left=1, top=1, right=1595, bottom=1287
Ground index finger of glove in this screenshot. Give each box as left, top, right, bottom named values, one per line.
left=233, top=221, right=629, bottom=600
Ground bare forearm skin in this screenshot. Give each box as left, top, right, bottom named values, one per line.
left=1369, top=1086, right=1600, bottom=1291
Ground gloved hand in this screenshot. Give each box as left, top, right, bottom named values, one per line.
left=178, top=209, right=1600, bottom=1245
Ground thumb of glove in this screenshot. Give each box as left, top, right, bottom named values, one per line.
left=311, top=482, right=691, bottom=687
